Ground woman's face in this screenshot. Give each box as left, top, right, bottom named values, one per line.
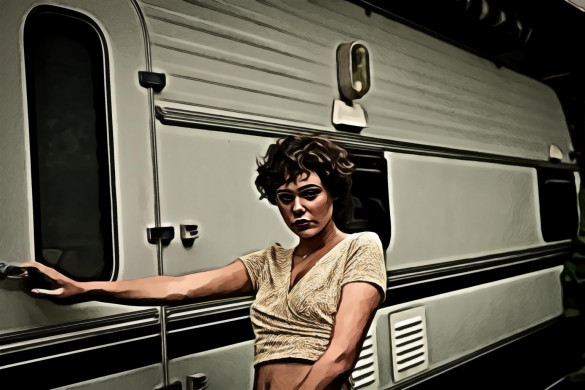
left=275, top=172, right=334, bottom=239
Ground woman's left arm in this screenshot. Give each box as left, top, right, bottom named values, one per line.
left=297, top=282, right=382, bottom=390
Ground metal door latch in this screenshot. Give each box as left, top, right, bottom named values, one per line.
left=187, top=373, right=208, bottom=390
left=138, top=71, right=166, bottom=92
left=180, top=224, right=199, bottom=248
left=147, top=226, right=175, bottom=246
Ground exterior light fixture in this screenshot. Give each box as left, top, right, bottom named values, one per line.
left=336, top=41, right=371, bottom=101
left=333, top=41, right=371, bottom=132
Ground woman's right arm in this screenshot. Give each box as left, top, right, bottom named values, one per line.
left=19, top=260, right=253, bottom=305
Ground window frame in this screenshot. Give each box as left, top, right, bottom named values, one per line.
left=23, top=5, right=118, bottom=281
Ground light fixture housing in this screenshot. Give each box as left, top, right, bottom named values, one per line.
left=336, top=41, right=371, bottom=101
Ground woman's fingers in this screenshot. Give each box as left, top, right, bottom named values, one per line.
left=32, top=287, right=64, bottom=296
left=20, top=262, right=40, bottom=268
left=18, top=262, right=79, bottom=298
left=20, top=262, right=57, bottom=279
left=20, top=262, right=46, bottom=272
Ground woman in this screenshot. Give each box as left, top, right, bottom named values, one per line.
left=21, top=135, right=387, bottom=390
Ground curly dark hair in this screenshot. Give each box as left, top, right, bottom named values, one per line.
left=255, top=135, right=354, bottom=205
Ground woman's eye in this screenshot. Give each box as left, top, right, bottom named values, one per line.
left=302, top=190, right=321, bottom=199
left=277, top=194, right=294, bottom=203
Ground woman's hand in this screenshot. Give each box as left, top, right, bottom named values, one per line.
left=19, top=262, right=84, bottom=298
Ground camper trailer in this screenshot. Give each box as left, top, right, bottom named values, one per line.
left=0, top=0, right=578, bottom=389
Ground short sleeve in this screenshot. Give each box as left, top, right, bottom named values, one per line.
left=341, top=232, right=387, bottom=303
left=238, top=247, right=270, bottom=293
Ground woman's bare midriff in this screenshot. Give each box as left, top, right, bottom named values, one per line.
left=254, top=360, right=345, bottom=390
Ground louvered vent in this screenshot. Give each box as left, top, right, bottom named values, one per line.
left=389, top=306, right=429, bottom=382
left=351, top=330, right=376, bottom=389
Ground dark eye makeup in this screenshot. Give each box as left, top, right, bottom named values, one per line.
left=300, top=189, right=321, bottom=199
left=276, top=187, right=322, bottom=204
left=276, top=193, right=295, bottom=203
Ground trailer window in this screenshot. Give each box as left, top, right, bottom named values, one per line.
left=537, top=168, right=578, bottom=242
left=24, top=8, right=116, bottom=281
left=334, top=151, right=391, bottom=251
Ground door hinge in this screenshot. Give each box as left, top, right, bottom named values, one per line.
left=139, top=71, right=166, bottom=92
left=147, top=226, right=175, bottom=246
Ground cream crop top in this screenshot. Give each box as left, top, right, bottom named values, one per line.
left=238, top=232, right=387, bottom=366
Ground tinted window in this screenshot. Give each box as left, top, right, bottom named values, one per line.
left=334, top=151, right=391, bottom=251
left=537, top=167, right=578, bottom=242
left=24, top=8, right=116, bottom=280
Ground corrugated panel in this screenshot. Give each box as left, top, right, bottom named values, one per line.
left=141, top=0, right=333, bottom=128
left=139, top=0, right=572, bottom=162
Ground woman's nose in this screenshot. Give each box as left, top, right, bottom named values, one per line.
left=292, top=196, right=305, bottom=214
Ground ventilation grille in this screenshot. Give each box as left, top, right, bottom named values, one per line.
left=351, top=331, right=376, bottom=389
left=389, top=307, right=429, bottom=382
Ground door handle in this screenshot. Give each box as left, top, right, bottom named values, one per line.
left=0, top=263, right=27, bottom=280
left=0, top=263, right=53, bottom=290
left=147, top=226, right=175, bottom=246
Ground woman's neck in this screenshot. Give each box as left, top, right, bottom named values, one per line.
left=297, top=220, right=344, bottom=253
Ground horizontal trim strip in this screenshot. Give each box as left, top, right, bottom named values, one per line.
left=0, top=323, right=160, bottom=367
left=0, top=317, right=157, bottom=355
left=156, top=106, right=578, bottom=171
left=166, top=297, right=253, bottom=322
left=388, top=243, right=572, bottom=286
left=0, top=308, right=159, bottom=350
left=385, top=254, right=567, bottom=307
left=166, top=307, right=250, bottom=332
left=158, top=98, right=325, bottom=127
left=167, top=315, right=254, bottom=359
left=0, top=332, right=161, bottom=389
left=1, top=334, right=156, bottom=370
left=167, top=315, right=249, bottom=335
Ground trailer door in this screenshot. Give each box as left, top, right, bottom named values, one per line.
left=0, top=1, right=164, bottom=389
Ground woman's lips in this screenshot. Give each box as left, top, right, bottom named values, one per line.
left=293, top=219, right=312, bottom=227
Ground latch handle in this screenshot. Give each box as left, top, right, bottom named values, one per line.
left=147, top=226, right=175, bottom=246
left=0, top=263, right=27, bottom=280
left=0, top=263, right=54, bottom=290
left=138, top=71, right=166, bottom=92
